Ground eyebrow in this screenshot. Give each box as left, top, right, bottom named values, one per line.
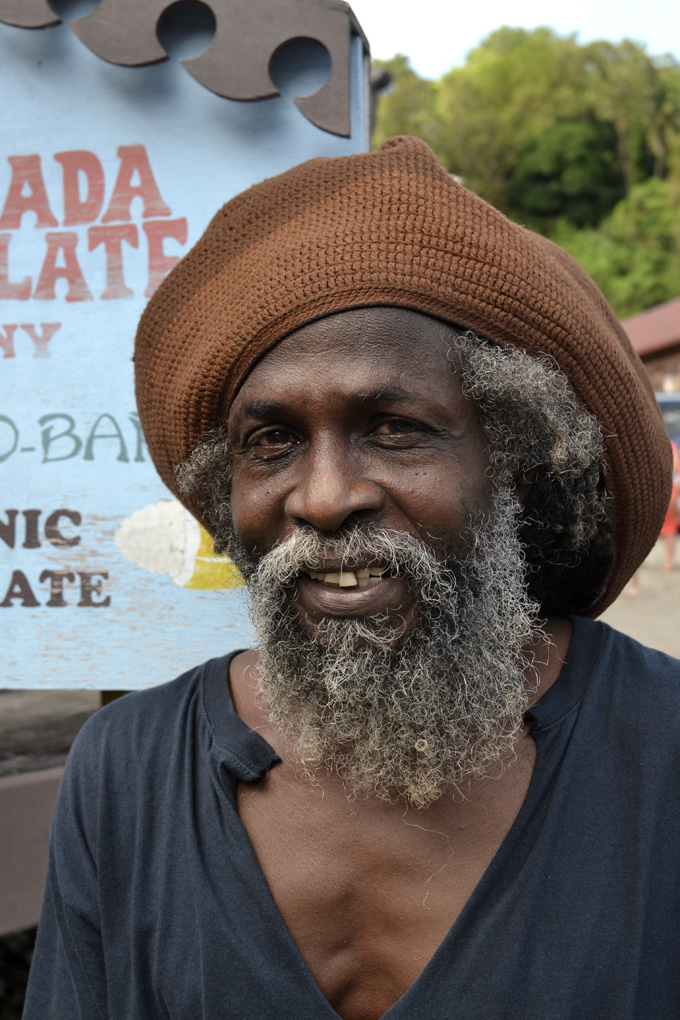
left=237, top=388, right=412, bottom=422
left=236, top=399, right=288, bottom=422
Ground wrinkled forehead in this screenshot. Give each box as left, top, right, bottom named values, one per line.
left=223, top=307, right=463, bottom=418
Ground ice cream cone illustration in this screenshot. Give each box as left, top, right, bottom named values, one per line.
left=114, top=499, right=244, bottom=590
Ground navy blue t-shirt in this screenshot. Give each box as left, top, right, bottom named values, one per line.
left=23, top=618, right=680, bottom=1019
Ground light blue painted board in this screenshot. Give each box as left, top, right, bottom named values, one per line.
left=0, top=17, right=369, bottom=688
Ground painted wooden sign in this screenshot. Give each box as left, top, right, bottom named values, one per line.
left=0, top=0, right=369, bottom=688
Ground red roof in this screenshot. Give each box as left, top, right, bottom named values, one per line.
left=622, top=296, right=680, bottom=357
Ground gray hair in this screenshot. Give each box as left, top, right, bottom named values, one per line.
left=177, top=331, right=613, bottom=615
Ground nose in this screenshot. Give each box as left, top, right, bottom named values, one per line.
left=284, top=441, right=385, bottom=533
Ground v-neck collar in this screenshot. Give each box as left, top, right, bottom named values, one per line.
left=198, top=619, right=600, bottom=1019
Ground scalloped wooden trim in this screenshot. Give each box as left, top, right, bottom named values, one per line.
left=0, top=0, right=369, bottom=137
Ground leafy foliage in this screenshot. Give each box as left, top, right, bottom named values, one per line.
left=552, top=180, right=680, bottom=318
left=373, top=29, right=680, bottom=316
left=508, top=118, right=624, bottom=228
left=371, top=55, right=438, bottom=151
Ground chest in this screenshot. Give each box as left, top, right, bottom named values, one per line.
left=236, top=749, right=535, bottom=1020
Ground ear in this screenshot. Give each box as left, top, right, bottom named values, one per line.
left=514, top=467, right=537, bottom=504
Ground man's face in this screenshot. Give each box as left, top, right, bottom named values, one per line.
left=218, top=307, right=538, bottom=805
left=227, top=307, right=493, bottom=642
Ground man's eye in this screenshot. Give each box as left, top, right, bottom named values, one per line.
left=374, top=419, right=419, bottom=436
left=251, top=428, right=298, bottom=448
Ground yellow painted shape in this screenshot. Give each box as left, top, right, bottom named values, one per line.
left=184, top=525, right=245, bottom=590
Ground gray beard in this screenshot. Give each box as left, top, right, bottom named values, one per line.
left=234, top=488, right=540, bottom=808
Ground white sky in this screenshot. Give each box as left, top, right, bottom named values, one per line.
left=349, top=0, right=680, bottom=78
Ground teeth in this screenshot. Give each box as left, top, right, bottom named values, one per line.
left=306, top=566, right=387, bottom=587
left=319, top=571, right=358, bottom=587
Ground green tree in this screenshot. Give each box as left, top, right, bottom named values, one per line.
left=646, top=59, right=680, bottom=179
left=552, top=179, right=680, bottom=317
left=584, top=40, right=674, bottom=187
left=430, top=27, right=592, bottom=210
left=373, top=29, right=680, bottom=226
left=371, top=55, right=438, bottom=152
left=507, top=118, right=624, bottom=228
left=371, top=28, right=680, bottom=316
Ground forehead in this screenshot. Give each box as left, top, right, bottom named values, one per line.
left=228, top=308, right=463, bottom=411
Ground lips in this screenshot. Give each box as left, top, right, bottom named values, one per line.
left=293, top=565, right=413, bottom=622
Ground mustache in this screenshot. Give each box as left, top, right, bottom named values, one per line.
left=250, top=524, right=462, bottom=601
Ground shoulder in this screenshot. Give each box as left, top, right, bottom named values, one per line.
left=572, top=617, right=680, bottom=745
left=579, top=617, right=680, bottom=691
left=61, top=656, right=229, bottom=796
left=76, top=659, right=205, bottom=738
left=50, top=657, right=233, bottom=863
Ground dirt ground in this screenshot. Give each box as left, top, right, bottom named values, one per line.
left=600, top=537, right=680, bottom=658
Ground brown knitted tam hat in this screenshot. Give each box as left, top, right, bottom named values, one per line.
left=135, top=135, right=671, bottom=616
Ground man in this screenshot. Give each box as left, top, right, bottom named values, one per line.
left=24, top=137, right=679, bottom=1019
